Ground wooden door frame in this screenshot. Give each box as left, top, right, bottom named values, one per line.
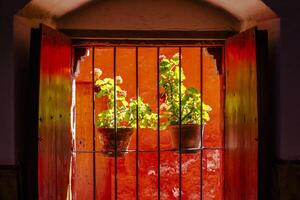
left=26, top=28, right=273, bottom=199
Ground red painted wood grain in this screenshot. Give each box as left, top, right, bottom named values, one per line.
left=225, top=28, right=258, bottom=200
left=38, top=25, right=72, bottom=200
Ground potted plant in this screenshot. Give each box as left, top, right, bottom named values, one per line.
left=94, top=68, right=157, bottom=157
left=159, top=53, right=212, bottom=153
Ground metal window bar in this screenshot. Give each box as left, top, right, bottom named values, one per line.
left=73, top=147, right=223, bottom=154
left=157, top=47, right=161, bottom=200
left=179, top=47, right=182, bottom=200
left=92, top=47, right=96, bottom=200
left=113, top=46, right=118, bottom=200
left=135, top=47, right=139, bottom=200
left=85, top=44, right=224, bottom=200
left=200, top=47, right=203, bottom=200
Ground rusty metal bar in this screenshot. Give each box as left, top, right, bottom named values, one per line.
left=92, top=47, right=96, bottom=200
left=179, top=47, right=182, bottom=200
left=200, top=47, right=203, bottom=200
left=136, top=47, right=139, bottom=200
left=157, top=47, right=161, bottom=200
left=113, top=46, right=118, bottom=200
left=71, top=147, right=223, bottom=154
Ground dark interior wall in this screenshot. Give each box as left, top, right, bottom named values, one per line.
left=0, top=0, right=30, bottom=165
left=13, top=15, right=39, bottom=200
left=262, top=0, right=300, bottom=160
left=0, top=1, right=17, bottom=165
left=0, top=1, right=30, bottom=199
left=13, top=15, right=31, bottom=164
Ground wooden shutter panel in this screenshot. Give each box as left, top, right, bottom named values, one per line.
left=225, top=28, right=260, bottom=200
left=38, top=24, right=72, bottom=200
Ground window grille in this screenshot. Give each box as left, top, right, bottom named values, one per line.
left=72, top=43, right=224, bottom=200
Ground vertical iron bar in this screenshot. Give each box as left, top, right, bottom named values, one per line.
left=157, top=47, right=161, bottom=200
left=114, top=46, right=117, bottom=200
left=179, top=47, right=182, bottom=200
left=136, top=47, right=139, bottom=200
left=222, top=46, right=225, bottom=200
left=200, top=47, right=203, bottom=200
left=92, top=47, right=96, bottom=200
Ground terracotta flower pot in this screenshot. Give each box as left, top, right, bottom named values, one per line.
left=169, top=124, right=203, bottom=153
left=97, top=128, right=135, bottom=157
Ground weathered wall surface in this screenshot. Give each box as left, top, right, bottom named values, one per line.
left=57, top=0, right=240, bottom=31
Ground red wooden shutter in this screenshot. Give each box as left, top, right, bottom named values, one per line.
left=225, top=28, right=259, bottom=200
left=38, top=24, right=72, bottom=200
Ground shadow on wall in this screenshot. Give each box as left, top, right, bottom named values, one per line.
left=0, top=167, right=19, bottom=200
left=276, top=162, right=300, bottom=200
left=54, top=0, right=240, bottom=31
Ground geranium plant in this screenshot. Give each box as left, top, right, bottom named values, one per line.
left=94, top=68, right=158, bottom=129
left=159, top=53, right=212, bottom=126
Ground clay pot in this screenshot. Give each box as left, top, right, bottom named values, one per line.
left=97, top=128, right=135, bottom=157
left=169, top=124, right=203, bottom=153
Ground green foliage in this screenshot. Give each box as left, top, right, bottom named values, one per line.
left=159, top=53, right=212, bottom=125
left=94, top=51, right=212, bottom=129
left=94, top=68, right=157, bottom=129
